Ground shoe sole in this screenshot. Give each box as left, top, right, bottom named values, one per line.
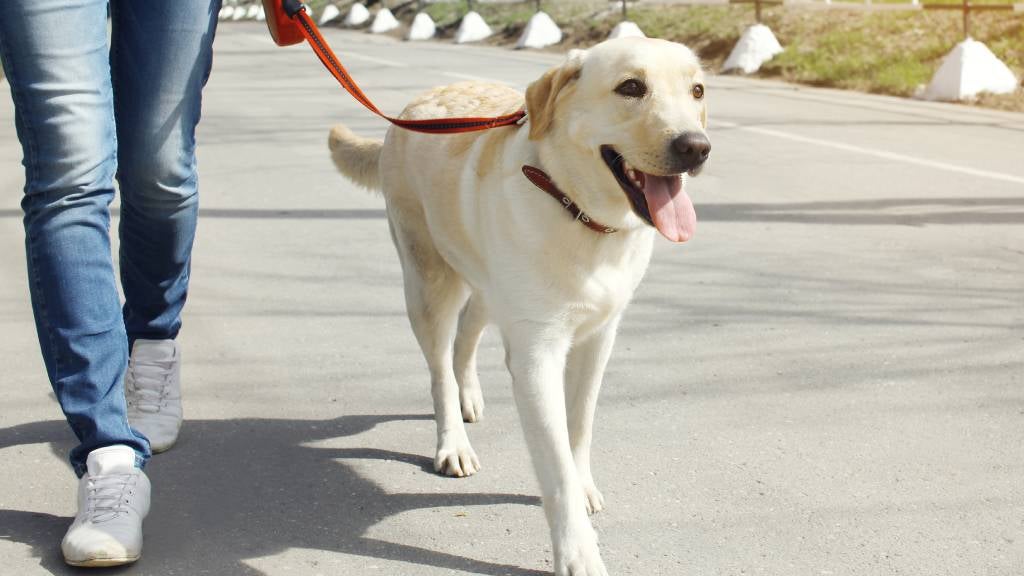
left=65, top=554, right=140, bottom=567
left=150, top=436, right=178, bottom=454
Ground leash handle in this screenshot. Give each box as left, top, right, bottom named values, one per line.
left=263, top=0, right=306, bottom=46
left=276, top=2, right=527, bottom=135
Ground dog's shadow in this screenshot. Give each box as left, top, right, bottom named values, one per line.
left=0, top=415, right=546, bottom=576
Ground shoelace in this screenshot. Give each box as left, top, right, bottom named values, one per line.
left=126, top=359, right=174, bottom=413
left=85, top=473, right=137, bottom=523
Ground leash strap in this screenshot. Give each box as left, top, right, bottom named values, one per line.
left=283, top=0, right=527, bottom=134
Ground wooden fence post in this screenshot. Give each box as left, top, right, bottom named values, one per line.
left=962, top=0, right=970, bottom=38
left=728, top=0, right=781, bottom=21
left=924, top=0, right=1012, bottom=39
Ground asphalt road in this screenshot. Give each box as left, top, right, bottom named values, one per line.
left=1, top=23, right=1022, bottom=576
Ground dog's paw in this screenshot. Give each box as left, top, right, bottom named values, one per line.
left=555, top=532, right=607, bottom=576
left=582, top=481, right=605, bottom=515
left=460, top=384, right=485, bottom=423
left=435, top=431, right=481, bottom=477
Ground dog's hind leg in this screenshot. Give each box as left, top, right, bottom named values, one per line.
left=454, top=293, right=487, bottom=423
left=565, top=316, right=621, bottom=515
left=388, top=217, right=480, bottom=478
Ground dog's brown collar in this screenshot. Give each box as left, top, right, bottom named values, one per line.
left=521, top=166, right=618, bottom=234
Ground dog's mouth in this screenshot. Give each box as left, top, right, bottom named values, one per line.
left=600, top=145, right=696, bottom=243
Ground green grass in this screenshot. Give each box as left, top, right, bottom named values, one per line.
left=760, top=12, right=948, bottom=94
left=758, top=9, right=1024, bottom=105
left=403, top=0, right=1023, bottom=109
left=833, top=0, right=1014, bottom=4
left=421, top=0, right=597, bottom=39
left=322, top=0, right=1024, bottom=109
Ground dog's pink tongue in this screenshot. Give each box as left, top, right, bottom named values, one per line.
left=642, top=173, right=696, bottom=243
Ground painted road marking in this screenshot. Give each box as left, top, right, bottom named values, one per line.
left=338, top=52, right=406, bottom=68
left=718, top=120, right=1024, bottom=186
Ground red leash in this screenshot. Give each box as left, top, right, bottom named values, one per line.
left=263, top=1, right=612, bottom=235
left=265, top=0, right=526, bottom=134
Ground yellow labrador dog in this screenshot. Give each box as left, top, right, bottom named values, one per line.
left=329, top=37, right=709, bottom=576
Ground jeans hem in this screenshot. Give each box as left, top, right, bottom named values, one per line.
left=72, top=446, right=149, bottom=479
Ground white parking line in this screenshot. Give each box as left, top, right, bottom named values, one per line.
left=337, top=54, right=525, bottom=89
left=717, top=120, right=1024, bottom=186
left=441, top=71, right=526, bottom=91
left=441, top=71, right=508, bottom=84
left=338, top=52, right=407, bottom=68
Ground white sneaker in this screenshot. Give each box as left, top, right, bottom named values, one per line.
left=126, top=339, right=183, bottom=453
left=62, top=445, right=151, bottom=567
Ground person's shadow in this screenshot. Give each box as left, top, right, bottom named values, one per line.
left=0, top=415, right=546, bottom=575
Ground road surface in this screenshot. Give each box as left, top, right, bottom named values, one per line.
left=1, top=23, right=1022, bottom=576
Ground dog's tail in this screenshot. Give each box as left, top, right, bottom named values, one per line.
left=328, top=124, right=383, bottom=192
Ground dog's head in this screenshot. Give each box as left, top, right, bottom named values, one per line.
left=525, top=38, right=709, bottom=242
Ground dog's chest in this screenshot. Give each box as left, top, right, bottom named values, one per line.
left=576, top=264, right=638, bottom=312
left=558, top=238, right=652, bottom=328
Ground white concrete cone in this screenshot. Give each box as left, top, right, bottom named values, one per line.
left=722, top=24, right=784, bottom=74
left=256, top=5, right=266, bottom=21
left=608, top=21, right=645, bottom=40
left=924, top=38, right=1019, bottom=101
left=370, top=8, right=400, bottom=33
left=407, top=12, right=437, bottom=41
left=320, top=4, right=341, bottom=24
left=246, top=4, right=260, bottom=19
left=516, top=11, right=562, bottom=49
left=232, top=5, right=248, bottom=20
left=455, top=11, right=492, bottom=44
left=344, top=4, right=370, bottom=26
left=219, top=6, right=235, bottom=20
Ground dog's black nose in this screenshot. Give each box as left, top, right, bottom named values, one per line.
left=673, top=132, right=711, bottom=169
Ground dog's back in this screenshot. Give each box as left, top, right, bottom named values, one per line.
left=328, top=81, right=523, bottom=199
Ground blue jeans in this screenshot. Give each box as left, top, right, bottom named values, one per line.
left=0, top=0, right=220, bottom=477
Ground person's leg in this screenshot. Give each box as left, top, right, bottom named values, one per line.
left=111, top=0, right=220, bottom=453
left=112, top=0, right=220, bottom=344
left=0, top=0, right=153, bottom=566
left=0, top=0, right=150, bottom=478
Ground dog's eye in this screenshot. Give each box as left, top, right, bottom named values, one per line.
left=615, top=79, right=647, bottom=98
left=692, top=83, right=705, bottom=100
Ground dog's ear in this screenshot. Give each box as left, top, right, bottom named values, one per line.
left=525, top=50, right=586, bottom=140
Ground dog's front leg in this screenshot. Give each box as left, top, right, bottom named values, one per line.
left=504, top=321, right=608, bottom=576
left=565, top=316, right=621, bottom=515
